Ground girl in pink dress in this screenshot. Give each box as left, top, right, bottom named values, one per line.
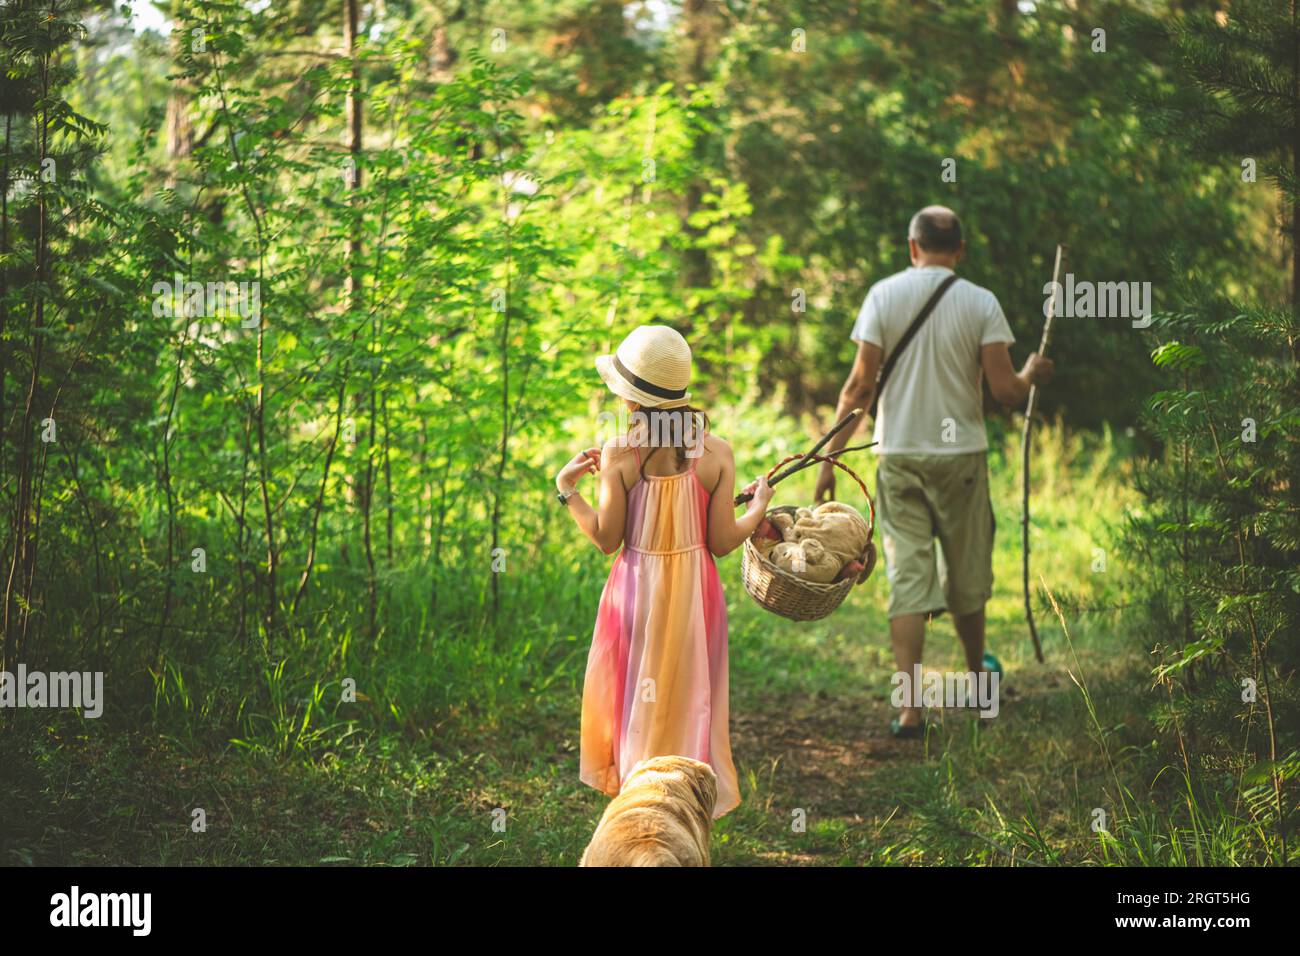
left=554, top=325, right=773, bottom=817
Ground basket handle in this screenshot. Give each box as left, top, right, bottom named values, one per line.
left=735, top=452, right=875, bottom=537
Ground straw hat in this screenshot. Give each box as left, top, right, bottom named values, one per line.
left=595, top=325, right=692, bottom=409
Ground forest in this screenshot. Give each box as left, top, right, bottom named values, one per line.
left=0, top=0, right=1297, bottom=869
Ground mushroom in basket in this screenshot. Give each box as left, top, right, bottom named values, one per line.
left=754, top=500, right=872, bottom=584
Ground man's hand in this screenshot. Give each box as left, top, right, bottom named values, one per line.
left=814, top=462, right=836, bottom=503
left=983, top=343, right=1056, bottom=405
left=1023, top=353, right=1055, bottom=387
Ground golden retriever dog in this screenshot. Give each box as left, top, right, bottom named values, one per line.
left=579, top=755, right=718, bottom=867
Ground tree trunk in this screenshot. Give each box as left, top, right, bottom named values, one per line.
left=165, top=0, right=194, bottom=189
left=3, top=48, right=50, bottom=673
left=343, top=0, right=376, bottom=640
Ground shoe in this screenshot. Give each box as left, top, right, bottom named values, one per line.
left=890, top=715, right=928, bottom=739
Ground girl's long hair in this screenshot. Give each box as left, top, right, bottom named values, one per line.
left=629, top=405, right=710, bottom=479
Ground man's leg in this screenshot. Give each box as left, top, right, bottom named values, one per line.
left=934, top=452, right=996, bottom=679
left=878, top=456, right=945, bottom=731
left=891, top=613, right=927, bottom=728
left=953, top=606, right=985, bottom=673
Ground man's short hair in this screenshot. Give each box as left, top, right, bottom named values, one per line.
left=908, top=206, right=963, bottom=253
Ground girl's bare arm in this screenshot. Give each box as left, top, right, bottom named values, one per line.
left=706, top=440, right=773, bottom=557
left=556, top=442, right=628, bottom=555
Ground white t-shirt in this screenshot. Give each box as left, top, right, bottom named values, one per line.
left=851, top=266, right=1014, bottom=455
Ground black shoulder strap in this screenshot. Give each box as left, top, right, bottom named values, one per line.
left=869, top=273, right=959, bottom=418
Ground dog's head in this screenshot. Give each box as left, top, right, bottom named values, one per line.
left=625, top=755, right=718, bottom=819
left=581, top=756, right=719, bottom=867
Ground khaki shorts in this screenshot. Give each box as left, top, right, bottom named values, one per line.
left=875, top=451, right=995, bottom=619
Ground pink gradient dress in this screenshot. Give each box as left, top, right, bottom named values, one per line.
left=579, top=446, right=740, bottom=817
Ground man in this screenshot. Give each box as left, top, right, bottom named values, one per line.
left=815, top=206, right=1053, bottom=736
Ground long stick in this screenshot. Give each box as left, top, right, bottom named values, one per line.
left=734, top=408, right=863, bottom=505
left=778, top=407, right=862, bottom=482
left=1022, top=244, right=1063, bottom=663
left=758, top=442, right=877, bottom=487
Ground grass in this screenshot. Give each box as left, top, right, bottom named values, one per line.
left=0, top=418, right=1283, bottom=866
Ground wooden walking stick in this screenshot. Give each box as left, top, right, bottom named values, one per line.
left=1022, top=244, right=1064, bottom=664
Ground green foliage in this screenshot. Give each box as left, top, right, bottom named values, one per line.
left=1124, top=299, right=1300, bottom=858
left=1126, top=0, right=1298, bottom=201
left=1118, top=0, right=1300, bottom=862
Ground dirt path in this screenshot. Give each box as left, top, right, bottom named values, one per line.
left=722, top=626, right=1058, bottom=865
left=732, top=693, right=910, bottom=817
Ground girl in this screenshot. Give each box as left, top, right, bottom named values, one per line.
left=554, top=324, right=773, bottom=817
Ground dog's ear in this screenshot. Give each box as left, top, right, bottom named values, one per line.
left=688, top=762, right=718, bottom=816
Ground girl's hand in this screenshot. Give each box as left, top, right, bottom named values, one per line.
left=556, top=447, right=601, bottom=493
left=740, top=475, right=774, bottom=510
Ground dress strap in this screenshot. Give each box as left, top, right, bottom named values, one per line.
left=632, top=443, right=641, bottom=467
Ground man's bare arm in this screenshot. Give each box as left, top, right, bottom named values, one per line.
left=815, top=341, right=880, bottom=501
left=981, top=342, right=1054, bottom=406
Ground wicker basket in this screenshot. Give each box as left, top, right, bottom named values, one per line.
left=741, top=453, right=878, bottom=622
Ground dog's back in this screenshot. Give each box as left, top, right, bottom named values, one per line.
left=579, top=756, right=718, bottom=867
